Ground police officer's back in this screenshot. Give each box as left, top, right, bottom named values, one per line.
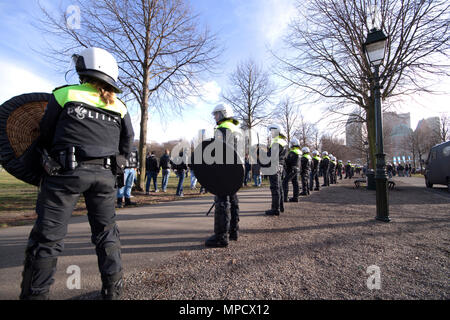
left=20, top=48, right=134, bottom=300
left=283, top=138, right=301, bottom=202
left=300, top=147, right=312, bottom=195
left=261, top=124, right=288, bottom=216
left=321, top=151, right=331, bottom=186
left=204, top=104, right=241, bottom=248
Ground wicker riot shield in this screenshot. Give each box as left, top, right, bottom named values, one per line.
left=0, top=93, right=50, bottom=186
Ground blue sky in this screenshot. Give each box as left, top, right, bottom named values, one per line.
left=0, top=0, right=448, bottom=144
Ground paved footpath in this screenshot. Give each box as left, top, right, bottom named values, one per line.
left=0, top=187, right=271, bottom=300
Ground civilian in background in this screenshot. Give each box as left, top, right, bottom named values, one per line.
left=159, top=149, right=171, bottom=192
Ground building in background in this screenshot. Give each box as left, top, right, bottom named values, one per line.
left=345, top=113, right=362, bottom=149
left=415, top=117, right=440, bottom=136
left=383, top=112, right=412, bottom=165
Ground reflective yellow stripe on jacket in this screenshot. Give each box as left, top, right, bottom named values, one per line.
left=53, top=83, right=128, bottom=118
left=271, top=136, right=287, bottom=148
left=215, top=119, right=239, bottom=133
left=290, top=147, right=300, bottom=155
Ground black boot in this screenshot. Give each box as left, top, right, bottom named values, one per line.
left=265, top=209, right=280, bottom=216
left=205, top=204, right=229, bottom=248
left=124, top=197, right=136, bottom=206
left=314, top=187, right=320, bottom=191
left=289, top=197, right=299, bottom=202
left=20, top=255, right=57, bottom=300
left=116, top=198, right=123, bottom=208
left=101, top=272, right=123, bottom=300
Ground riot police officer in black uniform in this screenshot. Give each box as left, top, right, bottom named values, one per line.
left=300, top=147, right=312, bottom=195
left=261, top=124, right=288, bottom=216
left=283, top=138, right=301, bottom=202
left=320, top=151, right=331, bottom=187
left=19, top=48, right=134, bottom=300
left=310, top=150, right=321, bottom=191
left=205, top=104, right=241, bottom=248
left=345, top=160, right=352, bottom=179
left=337, top=160, right=343, bottom=180
left=329, top=155, right=336, bottom=184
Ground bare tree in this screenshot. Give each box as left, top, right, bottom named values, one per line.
left=320, top=134, right=351, bottom=161
left=222, top=59, right=275, bottom=148
left=275, top=0, right=449, bottom=169
left=311, top=126, right=321, bottom=151
left=404, top=130, right=419, bottom=169
left=294, top=114, right=317, bottom=148
left=417, top=118, right=442, bottom=159
left=273, top=97, right=300, bottom=143
left=439, top=114, right=449, bottom=142
left=37, top=0, right=220, bottom=188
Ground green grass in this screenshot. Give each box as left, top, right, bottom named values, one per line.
left=0, top=171, right=39, bottom=212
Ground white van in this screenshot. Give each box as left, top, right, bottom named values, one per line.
left=424, top=141, right=450, bottom=192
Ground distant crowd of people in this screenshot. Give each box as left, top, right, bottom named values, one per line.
left=386, top=163, right=414, bottom=178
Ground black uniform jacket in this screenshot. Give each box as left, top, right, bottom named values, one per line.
left=39, top=84, right=134, bottom=159
left=285, top=150, right=300, bottom=172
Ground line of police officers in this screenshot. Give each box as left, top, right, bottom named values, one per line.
left=261, top=126, right=350, bottom=217
left=19, top=47, right=356, bottom=300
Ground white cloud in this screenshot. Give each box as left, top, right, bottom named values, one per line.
left=0, top=59, right=56, bottom=103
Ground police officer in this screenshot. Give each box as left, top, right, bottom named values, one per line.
left=320, top=151, right=330, bottom=187
left=283, top=138, right=301, bottom=202
left=20, top=47, right=134, bottom=300
left=300, top=147, right=312, bottom=195
left=337, top=159, right=343, bottom=180
left=310, top=150, right=321, bottom=191
left=205, top=104, right=240, bottom=248
left=329, top=155, right=336, bottom=184
left=262, top=124, right=288, bottom=216
left=345, top=160, right=352, bottom=179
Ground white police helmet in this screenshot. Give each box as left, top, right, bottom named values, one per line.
left=312, top=150, right=319, bottom=156
left=268, top=123, right=281, bottom=132
left=301, top=146, right=310, bottom=154
left=290, top=137, right=300, bottom=147
left=72, top=47, right=121, bottom=93
left=322, top=151, right=328, bottom=156
left=338, top=159, right=343, bottom=163
left=211, top=103, right=233, bottom=119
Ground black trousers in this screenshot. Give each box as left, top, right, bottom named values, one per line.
left=323, top=170, right=330, bottom=186
left=283, top=170, right=299, bottom=200
left=345, top=170, right=351, bottom=179
left=301, top=172, right=310, bottom=193
left=21, top=165, right=121, bottom=297
left=329, top=170, right=336, bottom=184
left=269, top=172, right=284, bottom=211
left=310, top=170, right=320, bottom=189
left=214, top=194, right=239, bottom=234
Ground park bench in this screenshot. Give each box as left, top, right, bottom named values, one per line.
left=354, top=178, right=366, bottom=189
left=354, top=178, right=396, bottom=190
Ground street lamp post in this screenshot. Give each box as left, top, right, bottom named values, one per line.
left=364, top=28, right=390, bottom=222
left=364, top=140, right=369, bottom=168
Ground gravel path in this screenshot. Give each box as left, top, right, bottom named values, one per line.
left=122, top=178, right=449, bottom=300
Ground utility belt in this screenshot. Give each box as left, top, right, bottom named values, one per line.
left=55, top=147, right=112, bottom=171
left=41, top=147, right=112, bottom=176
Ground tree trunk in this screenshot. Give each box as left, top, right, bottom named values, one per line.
left=137, top=103, right=148, bottom=190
